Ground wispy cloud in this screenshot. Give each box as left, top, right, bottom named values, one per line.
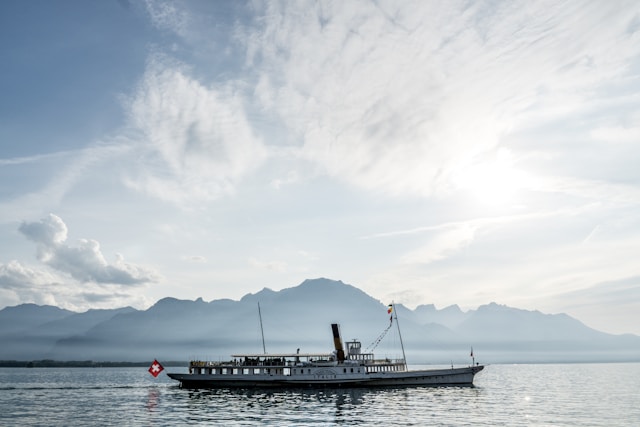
left=243, top=0, right=640, bottom=199
left=0, top=143, right=130, bottom=221
left=122, top=54, right=267, bottom=205
left=360, top=207, right=580, bottom=240
left=400, top=223, right=477, bottom=265
left=538, top=176, right=640, bottom=208
left=249, top=257, right=288, bottom=273
left=181, top=255, right=207, bottom=263
left=143, top=0, right=191, bottom=38
left=0, top=150, right=71, bottom=166
left=270, top=170, right=299, bottom=190
left=554, top=276, right=640, bottom=310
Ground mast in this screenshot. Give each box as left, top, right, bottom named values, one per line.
left=258, top=302, right=266, bottom=354
left=392, top=302, right=408, bottom=369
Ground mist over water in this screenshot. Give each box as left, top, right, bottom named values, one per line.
left=1, top=363, right=638, bottom=426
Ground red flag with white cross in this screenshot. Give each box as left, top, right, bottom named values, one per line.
left=148, top=359, right=164, bottom=377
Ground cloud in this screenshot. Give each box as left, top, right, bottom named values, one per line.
left=18, top=214, right=159, bottom=285
left=0, top=260, right=63, bottom=307
left=270, top=170, right=299, bottom=190
left=18, top=213, right=68, bottom=247
left=556, top=276, right=640, bottom=309
left=182, top=255, right=207, bottom=263
left=535, top=176, right=640, bottom=209
left=591, top=121, right=640, bottom=144
left=143, top=0, right=190, bottom=38
left=0, top=259, right=151, bottom=312
left=123, top=55, right=267, bottom=204
left=243, top=1, right=640, bottom=198
left=249, top=257, right=288, bottom=273
left=0, top=260, right=60, bottom=291
left=0, top=144, right=130, bottom=222
left=400, top=223, right=477, bottom=265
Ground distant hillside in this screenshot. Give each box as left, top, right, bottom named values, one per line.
left=413, top=303, right=469, bottom=329
left=0, top=303, right=73, bottom=336
left=0, top=305, right=138, bottom=360
left=1, top=278, right=638, bottom=363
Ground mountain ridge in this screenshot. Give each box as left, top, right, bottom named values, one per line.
left=1, top=278, right=638, bottom=363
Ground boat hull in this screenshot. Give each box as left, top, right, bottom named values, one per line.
left=168, top=365, right=483, bottom=389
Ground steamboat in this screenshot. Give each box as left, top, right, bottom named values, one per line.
left=167, top=305, right=483, bottom=388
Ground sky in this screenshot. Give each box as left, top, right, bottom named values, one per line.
left=1, top=0, right=639, bottom=335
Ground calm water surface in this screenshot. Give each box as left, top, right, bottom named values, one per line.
left=0, top=363, right=638, bottom=426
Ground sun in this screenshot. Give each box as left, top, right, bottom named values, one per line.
left=453, top=148, right=529, bottom=207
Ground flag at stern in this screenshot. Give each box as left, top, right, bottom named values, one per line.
left=148, top=359, right=164, bottom=377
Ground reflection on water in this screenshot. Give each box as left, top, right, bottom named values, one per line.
left=170, top=385, right=480, bottom=425
left=180, top=388, right=371, bottom=424
left=146, top=387, right=160, bottom=412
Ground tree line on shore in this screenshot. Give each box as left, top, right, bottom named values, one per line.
left=0, top=360, right=187, bottom=368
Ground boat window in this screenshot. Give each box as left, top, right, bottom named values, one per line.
left=350, top=368, right=353, bottom=373
left=253, top=368, right=260, bottom=375
left=343, top=368, right=346, bottom=373
left=233, top=368, right=239, bottom=375
left=243, top=368, right=249, bottom=375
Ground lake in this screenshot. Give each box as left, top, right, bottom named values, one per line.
left=1, top=363, right=638, bottom=426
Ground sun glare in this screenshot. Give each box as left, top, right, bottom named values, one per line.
left=453, top=148, right=529, bottom=206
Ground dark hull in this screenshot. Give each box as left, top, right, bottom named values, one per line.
left=168, top=365, right=483, bottom=389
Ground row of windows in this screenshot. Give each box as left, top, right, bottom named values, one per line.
left=292, top=368, right=362, bottom=375
left=190, top=367, right=365, bottom=375
left=191, top=368, right=275, bottom=375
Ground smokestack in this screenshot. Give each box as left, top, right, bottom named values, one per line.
left=331, top=323, right=345, bottom=362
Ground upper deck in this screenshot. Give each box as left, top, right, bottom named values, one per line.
left=188, top=338, right=405, bottom=375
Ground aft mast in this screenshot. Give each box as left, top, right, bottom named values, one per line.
left=258, top=302, right=266, bottom=354
left=391, top=302, right=408, bottom=370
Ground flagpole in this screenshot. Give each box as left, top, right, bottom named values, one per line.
left=392, top=302, right=408, bottom=370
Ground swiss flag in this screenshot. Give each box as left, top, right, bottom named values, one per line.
left=148, top=359, right=164, bottom=377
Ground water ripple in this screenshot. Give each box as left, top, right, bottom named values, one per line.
left=1, top=364, right=639, bottom=426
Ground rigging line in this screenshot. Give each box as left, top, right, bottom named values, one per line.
left=365, top=322, right=393, bottom=353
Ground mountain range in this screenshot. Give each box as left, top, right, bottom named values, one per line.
left=1, top=278, right=639, bottom=363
